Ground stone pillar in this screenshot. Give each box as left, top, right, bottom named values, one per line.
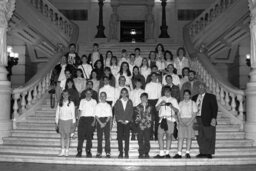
left=95, top=0, right=106, bottom=38
left=245, top=0, right=256, bottom=145
left=159, top=0, right=170, bottom=38
left=109, top=5, right=119, bottom=42
left=0, top=0, right=16, bottom=144
left=145, top=4, right=155, bottom=42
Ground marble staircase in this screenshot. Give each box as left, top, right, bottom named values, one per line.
left=0, top=95, right=256, bottom=166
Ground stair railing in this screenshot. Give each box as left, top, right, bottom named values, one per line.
left=183, top=0, right=245, bottom=130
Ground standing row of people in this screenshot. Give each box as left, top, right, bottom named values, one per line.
left=53, top=43, right=218, bottom=159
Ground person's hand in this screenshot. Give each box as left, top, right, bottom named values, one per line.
left=91, top=122, right=95, bottom=127
left=101, top=122, right=106, bottom=128
left=160, top=100, right=166, bottom=106
left=124, top=120, right=129, bottom=125
left=210, top=118, right=217, bottom=127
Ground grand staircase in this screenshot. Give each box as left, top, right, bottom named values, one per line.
left=1, top=0, right=256, bottom=166
left=0, top=95, right=256, bottom=166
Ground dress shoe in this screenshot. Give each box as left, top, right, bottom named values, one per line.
left=154, top=154, right=165, bottom=159
left=185, top=153, right=191, bottom=159
left=118, top=153, right=123, bottom=158
left=76, top=152, right=82, bottom=158
left=144, top=153, right=150, bottom=158
left=165, top=154, right=171, bottom=158
left=106, top=153, right=111, bottom=158
left=206, top=154, right=212, bottom=159
left=138, top=154, right=144, bottom=158
left=173, top=154, right=182, bottom=159
left=96, top=153, right=102, bottom=158
left=86, top=151, right=92, bottom=158
left=196, top=153, right=205, bottom=158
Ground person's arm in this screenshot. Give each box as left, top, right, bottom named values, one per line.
left=55, top=105, right=60, bottom=125
left=156, top=98, right=165, bottom=111
left=70, top=102, right=76, bottom=124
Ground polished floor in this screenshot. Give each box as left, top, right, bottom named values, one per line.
left=0, top=162, right=256, bottom=171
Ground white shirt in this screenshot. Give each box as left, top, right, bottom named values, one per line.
left=79, top=98, right=97, bottom=117
left=130, top=88, right=145, bottom=107
left=134, top=56, right=143, bottom=67
left=58, top=64, right=66, bottom=81
left=99, top=84, right=115, bottom=102
left=74, top=77, right=86, bottom=94
left=91, top=52, right=100, bottom=66
left=174, top=57, right=190, bottom=76
left=162, top=73, right=181, bottom=86
left=60, top=79, right=67, bottom=90
left=55, top=101, right=75, bottom=123
left=156, top=60, right=165, bottom=71
left=78, top=64, right=92, bottom=79
left=145, top=82, right=162, bottom=100
left=156, top=96, right=180, bottom=122
left=140, top=66, right=151, bottom=80
left=196, top=94, right=205, bottom=116
left=179, top=100, right=198, bottom=118
left=94, top=102, right=112, bottom=118
left=121, top=98, right=128, bottom=111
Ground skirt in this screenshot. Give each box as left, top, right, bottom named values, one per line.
left=59, top=119, right=73, bottom=138
left=178, top=118, right=195, bottom=139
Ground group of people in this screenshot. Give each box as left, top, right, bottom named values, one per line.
left=52, top=43, right=218, bottom=159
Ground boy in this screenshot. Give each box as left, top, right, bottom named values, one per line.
left=154, top=86, right=180, bottom=158
left=76, top=89, right=97, bottom=158
left=135, top=93, right=152, bottom=158
left=95, top=92, right=112, bottom=158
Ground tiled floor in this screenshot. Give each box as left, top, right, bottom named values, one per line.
left=0, top=162, right=256, bottom=171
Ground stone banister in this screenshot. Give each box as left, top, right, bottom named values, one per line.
left=29, top=0, right=73, bottom=39
left=189, top=0, right=236, bottom=37
left=184, top=23, right=245, bottom=130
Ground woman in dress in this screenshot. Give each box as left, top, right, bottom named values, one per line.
left=131, top=66, right=146, bottom=89
left=173, top=89, right=198, bottom=159
left=140, top=58, right=151, bottom=82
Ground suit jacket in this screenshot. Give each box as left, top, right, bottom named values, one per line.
left=114, top=99, right=133, bottom=122
left=192, top=93, right=218, bottom=126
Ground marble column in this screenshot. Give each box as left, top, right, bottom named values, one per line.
left=95, top=0, right=106, bottom=38
left=0, top=0, right=16, bottom=144
left=159, top=0, right=170, bottom=38
left=109, top=5, right=119, bottom=42
left=245, top=0, right=256, bottom=145
left=145, top=4, right=155, bottom=42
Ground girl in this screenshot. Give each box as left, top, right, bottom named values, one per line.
left=164, top=50, right=174, bottom=69
left=114, top=88, right=134, bottom=158
left=55, top=90, right=76, bottom=157
left=65, top=78, right=80, bottom=108
left=78, top=55, right=92, bottom=79
left=105, top=50, right=113, bottom=67
left=90, top=69, right=100, bottom=92
left=174, top=47, right=190, bottom=77
left=140, top=58, right=151, bottom=81
left=131, top=66, right=145, bottom=89
left=73, top=69, right=87, bottom=96
left=117, top=62, right=132, bottom=89
left=148, top=51, right=156, bottom=68
left=94, top=59, right=104, bottom=80
left=155, top=43, right=165, bottom=61
left=173, top=89, right=197, bottom=159
left=110, top=56, right=119, bottom=79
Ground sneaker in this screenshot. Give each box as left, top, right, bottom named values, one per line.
left=86, top=151, right=92, bottom=158
left=106, top=153, right=111, bottom=158
left=154, top=154, right=165, bottom=159
left=165, top=154, right=171, bottom=158
left=76, top=152, right=82, bottom=158
left=65, top=149, right=69, bottom=157
left=185, top=153, right=191, bottom=159
left=58, top=149, right=65, bottom=157
left=96, top=153, right=102, bottom=158
left=173, top=154, right=182, bottom=159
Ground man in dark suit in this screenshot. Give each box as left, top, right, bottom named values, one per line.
left=192, top=83, right=218, bottom=159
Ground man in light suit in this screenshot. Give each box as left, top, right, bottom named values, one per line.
left=192, top=83, right=218, bottom=159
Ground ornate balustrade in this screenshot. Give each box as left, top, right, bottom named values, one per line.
left=189, top=0, right=236, bottom=37
left=29, top=0, right=73, bottom=39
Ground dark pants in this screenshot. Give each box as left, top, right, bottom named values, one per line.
left=148, top=99, right=159, bottom=139
left=97, top=117, right=111, bottom=154
left=137, top=128, right=151, bottom=155
left=117, top=122, right=130, bottom=155
left=196, top=117, right=216, bottom=155
left=131, top=107, right=138, bottom=135
left=77, top=117, right=94, bottom=153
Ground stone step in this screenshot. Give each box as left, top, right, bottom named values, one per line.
left=0, top=145, right=255, bottom=157
left=0, top=153, right=256, bottom=166
left=26, top=116, right=231, bottom=125
left=15, top=122, right=240, bottom=132
left=3, top=137, right=253, bottom=148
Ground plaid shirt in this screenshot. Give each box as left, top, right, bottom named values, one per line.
left=135, top=103, right=152, bottom=130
